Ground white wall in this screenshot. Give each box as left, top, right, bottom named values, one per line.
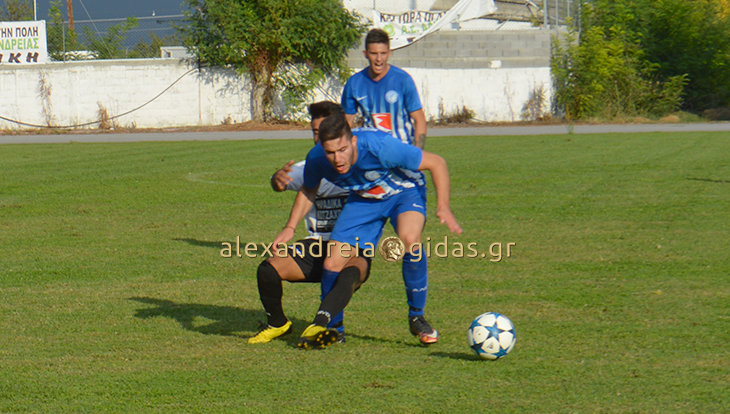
left=408, top=66, right=551, bottom=122
left=0, top=59, right=250, bottom=130
left=0, top=58, right=550, bottom=130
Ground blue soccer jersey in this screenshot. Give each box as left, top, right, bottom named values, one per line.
left=341, top=66, right=422, bottom=145
left=303, top=128, right=426, bottom=200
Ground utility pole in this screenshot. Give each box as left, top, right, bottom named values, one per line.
left=67, top=0, right=74, bottom=31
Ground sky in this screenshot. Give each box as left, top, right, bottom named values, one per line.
left=34, top=0, right=185, bottom=21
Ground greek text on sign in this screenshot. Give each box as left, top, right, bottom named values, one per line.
left=375, top=10, right=446, bottom=38
left=371, top=0, right=498, bottom=50
left=378, top=10, right=447, bottom=25
left=0, top=20, right=48, bottom=64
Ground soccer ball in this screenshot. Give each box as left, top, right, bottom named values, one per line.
left=467, top=312, right=516, bottom=360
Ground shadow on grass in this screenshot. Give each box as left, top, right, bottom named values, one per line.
left=687, top=177, right=730, bottom=184
left=172, top=238, right=229, bottom=249
left=129, top=297, right=307, bottom=344
left=429, top=351, right=484, bottom=361
left=347, top=333, right=426, bottom=349
left=131, top=297, right=430, bottom=348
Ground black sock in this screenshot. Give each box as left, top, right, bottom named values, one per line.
left=313, top=266, right=361, bottom=327
left=257, top=261, right=287, bottom=327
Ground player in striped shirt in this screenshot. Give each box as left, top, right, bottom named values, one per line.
left=342, top=28, right=427, bottom=149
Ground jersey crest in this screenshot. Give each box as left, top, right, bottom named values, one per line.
left=385, top=90, right=399, bottom=103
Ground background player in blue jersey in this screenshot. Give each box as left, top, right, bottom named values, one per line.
left=249, top=102, right=370, bottom=345
left=342, top=28, right=428, bottom=149
left=272, top=112, right=461, bottom=349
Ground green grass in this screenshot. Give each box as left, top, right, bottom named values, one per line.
left=1, top=132, right=729, bottom=413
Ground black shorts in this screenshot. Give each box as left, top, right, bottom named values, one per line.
left=288, top=239, right=372, bottom=283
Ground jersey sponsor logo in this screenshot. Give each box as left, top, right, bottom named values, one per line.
left=364, top=186, right=386, bottom=196
left=372, top=113, right=393, bottom=132
left=364, top=171, right=382, bottom=181
left=385, top=90, right=399, bottom=104
left=355, top=185, right=400, bottom=200
left=315, top=197, right=344, bottom=210
left=314, top=195, right=347, bottom=233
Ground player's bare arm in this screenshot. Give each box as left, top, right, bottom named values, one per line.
left=418, top=151, right=462, bottom=234
left=272, top=185, right=318, bottom=249
left=410, top=109, right=427, bottom=149
left=270, top=160, right=295, bottom=192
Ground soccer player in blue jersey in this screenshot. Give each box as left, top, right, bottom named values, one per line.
left=249, top=102, right=370, bottom=345
left=272, top=112, right=461, bottom=349
left=342, top=28, right=428, bottom=149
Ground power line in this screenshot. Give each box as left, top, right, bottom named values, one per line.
left=76, top=0, right=115, bottom=58
left=73, top=14, right=185, bottom=24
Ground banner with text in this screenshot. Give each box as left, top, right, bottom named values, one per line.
left=0, top=20, right=48, bottom=64
left=373, top=0, right=497, bottom=49
left=374, top=10, right=447, bottom=45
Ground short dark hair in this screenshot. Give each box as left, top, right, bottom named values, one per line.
left=365, top=28, right=390, bottom=49
left=318, top=112, right=352, bottom=143
left=308, top=101, right=344, bottom=121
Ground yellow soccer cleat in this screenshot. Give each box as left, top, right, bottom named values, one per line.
left=248, top=320, right=293, bottom=344
left=297, top=324, right=339, bottom=350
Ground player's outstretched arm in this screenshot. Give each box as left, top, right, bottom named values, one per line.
left=410, top=109, right=427, bottom=149
left=418, top=151, right=462, bottom=234
left=272, top=185, right=318, bottom=249
left=270, top=160, right=295, bottom=192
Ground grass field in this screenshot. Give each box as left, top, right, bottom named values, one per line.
left=1, top=132, right=729, bottom=413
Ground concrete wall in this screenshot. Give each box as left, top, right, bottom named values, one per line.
left=0, top=30, right=554, bottom=129
left=0, top=59, right=250, bottom=129
left=348, top=30, right=551, bottom=69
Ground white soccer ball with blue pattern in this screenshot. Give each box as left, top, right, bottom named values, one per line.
left=467, top=312, right=516, bottom=360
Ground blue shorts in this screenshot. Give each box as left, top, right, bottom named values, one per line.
left=330, top=185, right=427, bottom=248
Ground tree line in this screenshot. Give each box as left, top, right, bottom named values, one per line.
left=552, top=0, right=730, bottom=118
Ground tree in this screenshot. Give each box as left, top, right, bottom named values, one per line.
left=47, top=0, right=78, bottom=61
left=179, top=0, right=365, bottom=122
left=130, top=32, right=183, bottom=59
left=552, top=23, right=687, bottom=120
left=82, top=17, right=138, bottom=59
left=573, top=0, right=730, bottom=112
left=1, top=0, right=32, bottom=21
left=639, top=0, right=730, bottom=110
left=553, top=0, right=730, bottom=118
